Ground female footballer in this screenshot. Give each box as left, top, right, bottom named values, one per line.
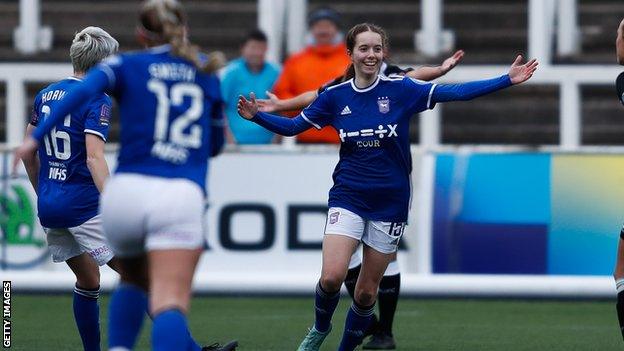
left=14, top=1, right=235, bottom=350
left=21, top=26, right=120, bottom=351
left=257, top=48, right=465, bottom=350
left=238, top=23, right=537, bottom=351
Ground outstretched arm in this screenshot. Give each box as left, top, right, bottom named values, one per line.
left=257, top=90, right=318, bottom=113
left=238, top=93, right=312, bottom=136
left=407, top=50, right=465, bottom=81
left=432, top=55, right=538, bottom=103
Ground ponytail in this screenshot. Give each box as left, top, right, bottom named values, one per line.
left=140, top=0, right=224, bottom=73
left=161, top=22, right=224, bottom=73
left=342, top=64, right=355, bottom=82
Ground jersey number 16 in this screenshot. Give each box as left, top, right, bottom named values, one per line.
left=41, top=105, right=71, bottom=160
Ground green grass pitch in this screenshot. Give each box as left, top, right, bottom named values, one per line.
left=9, top=294, right=623, bottom=350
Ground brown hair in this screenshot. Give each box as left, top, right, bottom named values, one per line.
left=138, top=0, right=223, bottom=73
left=342, top=23, right=388, bottom=82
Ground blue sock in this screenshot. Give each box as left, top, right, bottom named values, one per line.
left=314, top=281, right=340, bottom=333
left=73, top=285, right=101, bottom=351
left=187, top=329, right=202, bottom=351
left=108, top=284, right=147, bottom=350
left=152, top=309, right=192, bottom=351
left=338, top=302, right=375, bottom=351
left=145, top=301, right=201, bottom=351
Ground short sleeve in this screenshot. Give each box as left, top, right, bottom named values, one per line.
left=84, top=95, right=112, bottom=142
left=300, top=90, right=335, bottom=129
left=94, top=54, right=123, bottom=94
left=402, top=77, right=436, bottom=113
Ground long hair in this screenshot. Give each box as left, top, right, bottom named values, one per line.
left=138, top=0, right=223, bottom=73
left=341, top=23, right=388, bottom=82
left=70, top=26, right=119, bottom=73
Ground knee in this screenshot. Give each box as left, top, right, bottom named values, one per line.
left=120, top=267, right=149, bottom=291
left=354, top=287, right=377, bottom=306
left=320, top=273, right=344, bottom=293
left=76, top=270, right=100, bottom=290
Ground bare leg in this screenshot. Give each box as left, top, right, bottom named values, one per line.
left=66, top=253, right=100, bottom=289
left=355, top=245, right=393, bottom=306
left=148, top=248, right=202, bottom=314
left=320, top=234, right=360, bottom=292
left=148, top=248, right=202, bottom=351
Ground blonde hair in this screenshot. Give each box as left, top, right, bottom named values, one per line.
left=139, top=0, right=223, bottom=73
left=70, top=26, right=119, bottom=73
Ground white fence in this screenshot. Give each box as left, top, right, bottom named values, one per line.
left=2, top=63, right=621, bottom=150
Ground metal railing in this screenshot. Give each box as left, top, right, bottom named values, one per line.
left=2, top=63, right=620, bottom=150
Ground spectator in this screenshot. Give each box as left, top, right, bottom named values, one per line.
left=272, top=7, right=350, bottom=143
left=221, top=29, right=280, bottom=144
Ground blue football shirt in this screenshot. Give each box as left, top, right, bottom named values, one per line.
left=31, top=77, right=112, bottom=228
left=301, top=75, right=435, bottom=222
left=93, top=45, right=223, bottom=190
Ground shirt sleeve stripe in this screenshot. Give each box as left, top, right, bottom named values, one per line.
left=300, top=112, right=322, bottom=130
left=84, top=129, right=107, bottom=142
left=427, top=83, right=437, bottom=109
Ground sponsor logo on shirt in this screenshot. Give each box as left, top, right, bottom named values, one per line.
left=377, top=96, right=390, bottom=114
left=338, top=124, right=398, bottom=144
left=99, top=105, right=111, bottom=126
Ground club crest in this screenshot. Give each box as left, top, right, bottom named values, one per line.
left=329, top=211, right=340, bottom=224
left=377, top=96, right=390, bottom=114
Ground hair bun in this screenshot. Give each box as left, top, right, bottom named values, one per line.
left=206, top=51, right=226, bottom=71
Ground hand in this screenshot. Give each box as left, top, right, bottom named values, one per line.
left=256, top=91, right=281, bottom=113
left=441, top=50, right=465, bottom=74
left=12, top=136, right=38, bottom=176
left=237, top=92, right=258, bottom=120
left=508, top=55, right=538, bottom=85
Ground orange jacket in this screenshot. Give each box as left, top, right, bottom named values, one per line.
left=273, top=43, right=350, bottom=143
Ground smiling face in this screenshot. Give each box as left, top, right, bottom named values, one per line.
left=349, top=30, right=384, bottom=80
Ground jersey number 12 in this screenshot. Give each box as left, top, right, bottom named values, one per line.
left=147, top=79, right=204, bottom=148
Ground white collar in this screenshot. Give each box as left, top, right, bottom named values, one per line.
left=350, top=75, right=380, bottom=93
